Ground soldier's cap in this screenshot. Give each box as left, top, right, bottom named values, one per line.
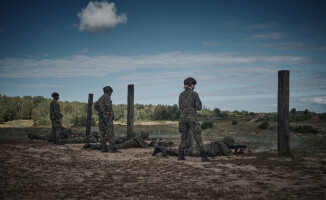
left=51, top=92, right=59, bottom=98
left=184, top=77, right=197, bottom=85
left=140, top=131, right=149, bottom=139
left=223, top=136, right=235, bottom=146
left=103, top=86, right=113, bottom=93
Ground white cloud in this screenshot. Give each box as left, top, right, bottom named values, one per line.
left=250, top=32, right=285, bottom=40
left=77, top=1, right=127, bottom=33
left=0, top=52, right=317, bottom=78
left=311, top=97, right=326, bottom=104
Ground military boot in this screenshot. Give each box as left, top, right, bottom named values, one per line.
left=178, top=150, right=186, bottom=161
left=161, top=146, right=167, bottom=157
left=111, top=148, right=119, bottom=153
left=152, top=146, right=163, bottom=156
left=82, top=143, right=90, bottom=149
left=101, top=146, right=109, bottom=153
left=201, top=150, right=211, bottom=162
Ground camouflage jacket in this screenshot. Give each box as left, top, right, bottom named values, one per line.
left=205, top=141, right=231, bottom=156
left=179, top=88, right=202, bottom=118
left=98, top=93, right=113, bottom=120
left=133, top=135, right=149, bottom=148
left=50, top=100, right=63, bottom=121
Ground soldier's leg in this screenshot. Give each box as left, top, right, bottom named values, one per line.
left=186, top=146, right=201, bottom=157
left=106, top=118, right=116, bottom=150
left=99, top=121, right=107, bottom=151
left=115, top=139, right=137, bottom=149
left=191, top=120, right=210, bottom=161
left=166, top=147, right=179, bottom=156
left=53, top=120, right=63, bottom=144
left=178, top=119, right=189, bottom=160
left=191, top=120, right=204, bottom=152
left=178, top=119, right=189, bottom=150
left=51, top=121, right=56, bottom=143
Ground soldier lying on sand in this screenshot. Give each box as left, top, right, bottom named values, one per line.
left=153, top=136, right=246, bottom=160
left=83, top=132, right=172, bottom=150
left=28, top=130, right=98, bottom=144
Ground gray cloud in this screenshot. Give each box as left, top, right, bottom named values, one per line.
left=78, top=1, right=127, bottom=33
left=0, top=52, right=317, bottom=78
left=259, top=42, right=326, bottom=51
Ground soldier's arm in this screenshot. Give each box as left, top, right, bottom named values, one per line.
left=135, top=137, right=149, bottom=148
left=99, top=96, right=110, bottom=120
left=194, top=92, right=202, bottom=111
left=54, top=103, right=62, bottom=120
left=219, top=142, right=231, bottom=156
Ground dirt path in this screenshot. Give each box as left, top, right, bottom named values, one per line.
left=0, top=140, right=325, bottom=199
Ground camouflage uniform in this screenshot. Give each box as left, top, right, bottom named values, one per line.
left=61, top=132, right=99, bottom=144
left=178, top=87, right=203, bottom=152
left=98, top=93, right=115, bottom=150
left=167, top=138, right=232, bottom=157
left=50, top=98, right=63, bottom=143
left=115, top=132, right=150, bottom=149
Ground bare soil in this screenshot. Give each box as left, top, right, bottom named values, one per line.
left=0, top=140, right=325, bottom=199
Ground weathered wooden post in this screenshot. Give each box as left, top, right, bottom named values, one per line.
left=278, top=70, right=290, bottom=157
left=127, top=84, right=134, bottom=136
left=86, top=93, right=93, bottom=136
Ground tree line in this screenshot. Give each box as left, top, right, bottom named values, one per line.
left=2, top=94, right=322, bottom=127
left=0, top=95, right=182, bottom=126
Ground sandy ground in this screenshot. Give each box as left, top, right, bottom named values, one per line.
left=0, top=140, right=325, bottom=199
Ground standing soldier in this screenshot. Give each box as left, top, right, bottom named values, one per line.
left=50, top=92, right=63, bottom=145
left=97, top=86, right=118, bottom=153
left=178, top=77, right=210, bottom=162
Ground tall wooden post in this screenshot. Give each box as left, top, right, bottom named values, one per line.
left=127, top=84, right=134, bottom=136
left=86, top=93, right=93, bottom=136
left=278, top=70, right=290, bottom=157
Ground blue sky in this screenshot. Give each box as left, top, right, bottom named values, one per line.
left=0, top=0, right=325, bottom=112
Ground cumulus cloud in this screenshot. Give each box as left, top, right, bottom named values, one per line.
left=250, top=32, right=285, bottom=40
left=78, top=1, right=127, bottom=33
left=0, top=52, right=317, bottom=78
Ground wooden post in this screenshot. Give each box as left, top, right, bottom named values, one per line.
left=127, top=84, right=134, bottom=136
left=86, top=93, right=93, bottom=136
left=278, top=70, right=290, bottom=157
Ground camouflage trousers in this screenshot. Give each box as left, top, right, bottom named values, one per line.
left=115, top=139, right=138, bottom=149
left=168, top=146, right=201, bottom=157
left=99, top=118, right=115, bottom=149
left=61, top=135, right=98, bottom=144
left=178, top=116, right=204, bottom=152
left=51, top=120, right=63, bottom=143
left=168, top=144, right=213, bottom=157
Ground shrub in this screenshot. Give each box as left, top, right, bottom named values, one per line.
left=258, top=122, right=269, bottom=129
left=201, top=121, right=214, bottom=129
left=232, top=120, right=238, bottom=125
left=291, top=125, right=318, bottom=134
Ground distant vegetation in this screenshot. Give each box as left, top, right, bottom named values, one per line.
left=0, top=95, right=325, bottom=131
